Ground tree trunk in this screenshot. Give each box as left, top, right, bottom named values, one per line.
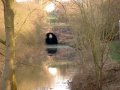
left=0, top=0, right=17, bottom=90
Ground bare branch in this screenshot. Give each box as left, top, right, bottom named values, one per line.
left=14, top=8, right=41, bottom=39
left=0, top=38, right=6, bottom=46
left=0, top=51, right=4, bottom=56
left=54, top=0, right=68, bottom=23
left=1, top=0, right=6, bottom=5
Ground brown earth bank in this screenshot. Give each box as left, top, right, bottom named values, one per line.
left=71, top=60, right=120, bottom=90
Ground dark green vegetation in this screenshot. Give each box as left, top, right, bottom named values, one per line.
left=110, top=41, right=120, bottom=61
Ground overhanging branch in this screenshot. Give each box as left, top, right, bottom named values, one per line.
left=15, top=8, right=40, bottom=39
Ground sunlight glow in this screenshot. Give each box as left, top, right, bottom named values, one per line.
left=45, top=3, right=55, bottom=12
left=61, top=0, right=70, bottom=2
left=16, top=0, right=33, bottom=2
left=49, top=34, right=53, bottom=39
left=56, top=0, right=70, bottom=2
left=48, top=67, right=57, bottom=76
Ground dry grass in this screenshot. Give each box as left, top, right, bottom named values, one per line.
left=71, top=59, right=120, bottom=90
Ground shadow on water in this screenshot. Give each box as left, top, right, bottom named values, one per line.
left=16, top=61, right=77, bottom=90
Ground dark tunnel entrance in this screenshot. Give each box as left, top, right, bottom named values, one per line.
left=45, top=32, right=58, bottom=55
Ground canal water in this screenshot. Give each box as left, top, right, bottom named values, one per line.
left=16, top=63, right=77, bottom=90
left=16, top=45, right=78, bottom=90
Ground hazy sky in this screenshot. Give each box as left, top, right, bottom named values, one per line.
left=16, top=0, right=33, bottom=2
left=16, top=0, right=71, bottom=3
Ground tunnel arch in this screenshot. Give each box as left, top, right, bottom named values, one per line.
left=45, top=32, right=58, bottom=45
left=45, top=32, right=58, bottom=55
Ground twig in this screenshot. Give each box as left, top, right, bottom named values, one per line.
left=14, top=8, right=40, bottom=39
left=54, top=0, right=68, bottom=23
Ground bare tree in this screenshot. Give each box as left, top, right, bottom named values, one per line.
left=68, top=0, right=120, bottom=90
left=0, top=0, right=17, bottom=90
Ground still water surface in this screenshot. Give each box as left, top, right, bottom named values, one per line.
left=16, top=63, right=76, bottom=90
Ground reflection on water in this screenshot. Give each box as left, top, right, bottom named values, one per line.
left=48, top=67, right=57, bottom=76
left=47, top=67, right=72, bottom=90
left=16, top=63, right=76, bottom=90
